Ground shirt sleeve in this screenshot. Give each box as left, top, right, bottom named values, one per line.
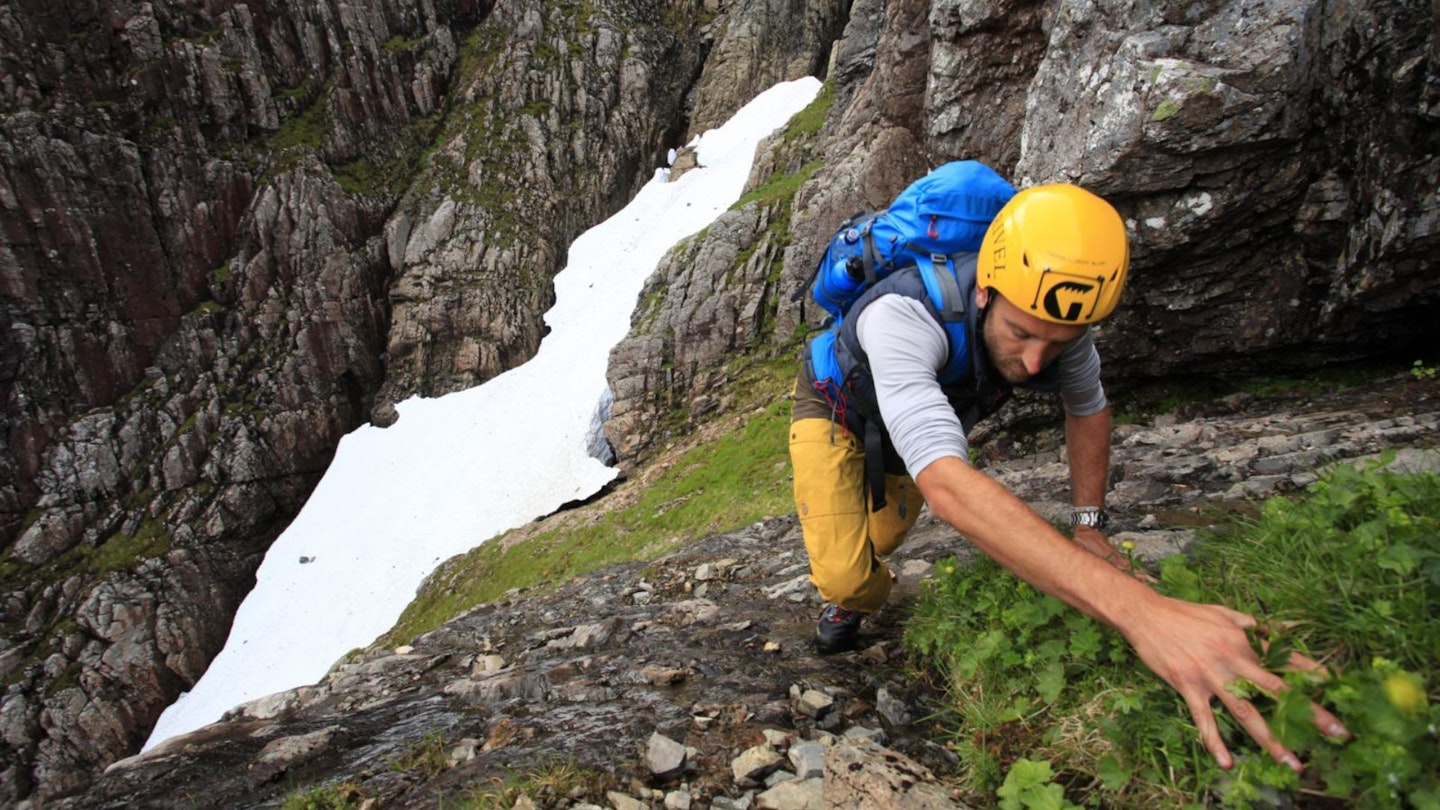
left=854, top=295, right=970, bottom=477
left=1054, top=331, right=1108, bottom=416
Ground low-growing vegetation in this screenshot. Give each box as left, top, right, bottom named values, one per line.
left=730, top=79, right=831, bottom=213
left=905, top=456, right=1439, bottom=809
left=88, top=520, right=172, bottom=577
left=452, top=760, right=604, bottom=810
left=387, top=731, right=452, bottom=777
left=730, top=160, right=823, bottom=212
left=279, top=780, right=367, bottom=810
left=783, top=79, right=834, bottom=140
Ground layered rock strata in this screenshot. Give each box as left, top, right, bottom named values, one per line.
left=0, top=0, right=841, bottom=799
left=604, top=0, right=1440, bottom=467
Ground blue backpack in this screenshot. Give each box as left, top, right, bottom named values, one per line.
left=800, top=162, right=1016, bottom=513
left=806, top=160, right=1017, bottom=323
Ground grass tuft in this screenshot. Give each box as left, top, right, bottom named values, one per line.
left=454, top=760, right=605, bottom=809
left=279, top=781, right=367, bottom=810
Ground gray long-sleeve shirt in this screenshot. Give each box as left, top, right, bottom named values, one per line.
left=854, top=294, right=1108, bottom=477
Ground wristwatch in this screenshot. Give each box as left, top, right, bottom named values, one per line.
left=1070, top=507, right=1110, bottom=531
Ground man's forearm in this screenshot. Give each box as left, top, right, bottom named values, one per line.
left=915, top=456, right=1153, bottom=628
left=1066, top=407, right=1112, bottom=508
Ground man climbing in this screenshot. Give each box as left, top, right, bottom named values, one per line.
left=789, top=181, right=1348, bottom=773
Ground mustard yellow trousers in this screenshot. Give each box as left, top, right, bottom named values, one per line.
left=789, top=417, right=924, bottom=612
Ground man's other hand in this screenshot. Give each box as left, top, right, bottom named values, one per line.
left=1071, top=525, right=1156, bottom=583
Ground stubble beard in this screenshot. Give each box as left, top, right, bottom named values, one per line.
left=981, top=315, right=1034, bottom=385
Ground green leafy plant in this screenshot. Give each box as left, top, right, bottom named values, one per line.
left=997, top=758, right=1083, bottom=809
left=1412, top=359, right=1436, bottom=380
left=906, top=555, right=1202, bottom=806
left=906, top=458, right=1440, bottom=808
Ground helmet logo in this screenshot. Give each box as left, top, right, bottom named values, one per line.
left=1030, top=270, right=1106, bottom=322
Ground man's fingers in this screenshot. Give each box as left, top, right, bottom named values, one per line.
left=1283, top=650, right=1326, bottom=672
left=1260, top=651, right=1351, bottom=739
left=1256, top=659, right=1352, bottom=739
left=1144, top=599, right=1351, bottom=773
left=1309, top=700, right=1351, bottom=739
left=1182, top=691, right=1233, bottom=770
left=1223, top=664, right=1355, bottom=769
left=1218, top=689, right=1304, bottom=772
left=1212, top=604, right=1258, bottom=629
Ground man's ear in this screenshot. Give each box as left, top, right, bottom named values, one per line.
left=975, top=286, right=990, bottom=309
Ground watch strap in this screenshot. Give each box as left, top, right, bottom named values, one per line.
left=1070, top=507, right=1109, bottom=530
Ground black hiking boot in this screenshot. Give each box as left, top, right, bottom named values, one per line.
left=814, top=603, right=865, bottom=655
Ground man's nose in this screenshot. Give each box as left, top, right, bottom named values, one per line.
left=1022, top=342, right=1047, bottom=375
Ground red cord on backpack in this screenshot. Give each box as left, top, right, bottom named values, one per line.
left=813, top=378, right=850, bottom=437
left=927, top=215, right=940, bottom=239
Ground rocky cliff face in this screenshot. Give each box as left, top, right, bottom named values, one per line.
left=2, top=0, right=476, bottom=799
left=0, top=0, right=842, bottom=801
left=605, top=0, right=1440, bottom=465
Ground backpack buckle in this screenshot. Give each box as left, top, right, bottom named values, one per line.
left=923, top=254, right=966, bottom=321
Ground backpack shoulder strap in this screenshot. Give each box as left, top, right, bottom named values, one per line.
left=917, top=253, right=975, bottom=383
left=859, top=218, right=883, bottom=284
left=918, top=253, right=967, bottom=321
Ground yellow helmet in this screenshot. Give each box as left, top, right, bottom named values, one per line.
left=977, top=184, right=1129, bottom=324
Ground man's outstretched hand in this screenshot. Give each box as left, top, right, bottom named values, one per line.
left=1121, top=595, right=1351, bottom=771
